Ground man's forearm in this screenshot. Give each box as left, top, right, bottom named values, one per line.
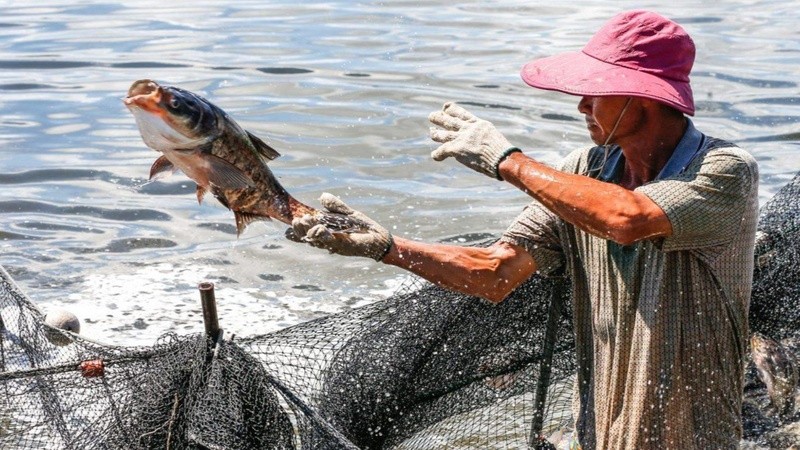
left=498, top=152, right=671, bottom=245
left=381, top=237, right=536, bottom=303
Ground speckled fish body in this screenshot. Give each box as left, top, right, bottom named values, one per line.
left=751, top=332, right=798, bottom=417
left=124, top=79, right=344, bottom=235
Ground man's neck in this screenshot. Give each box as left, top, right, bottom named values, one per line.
left=619, top=115, right=688, bottom=189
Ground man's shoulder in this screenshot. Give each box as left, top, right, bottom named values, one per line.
left=696, top=137, right=758, bottom=172
left=701, top=135, right=745, bottom=155
left=672, top=138, right=760, bottom=192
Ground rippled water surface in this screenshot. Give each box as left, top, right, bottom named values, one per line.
left=1, top=1, right=799, bottom=344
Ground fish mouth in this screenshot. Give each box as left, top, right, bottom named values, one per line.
left=123, top=79, right=164, bottom=114
left=124, top=79, right=200, bottom=150
left=750, top=333, right=771, bottom=353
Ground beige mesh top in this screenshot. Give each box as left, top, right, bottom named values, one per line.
left=500, top=122, right=759, bottom=450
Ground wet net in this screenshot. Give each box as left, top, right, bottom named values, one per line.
left=1, top=173, right=799, bottom=449
left=0, top=259, right=573, bottom=449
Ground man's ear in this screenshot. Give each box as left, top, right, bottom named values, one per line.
left=644, top=98, right=683, bottom=119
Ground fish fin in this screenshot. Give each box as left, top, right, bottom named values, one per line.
left=247, top=131, right=281, bottom=161
left=546, top=428, right=564, bottom=445
left=149, top=155, right=176, bottom=180
left=234, top=211, right=267, bottom=236
left=196, top=185, right=208, bottom=204
left=212, top=189, right=230, bottom=209
left=201, top=153, right=255, bottom=189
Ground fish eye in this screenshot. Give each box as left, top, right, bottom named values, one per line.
left=168, top=96, right=180, bottom=110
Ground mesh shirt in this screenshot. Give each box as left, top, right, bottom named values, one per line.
left=499, top=129, right=759, bottom=449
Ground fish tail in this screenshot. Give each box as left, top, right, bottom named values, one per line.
left=287, top=196, right=317, bottom=223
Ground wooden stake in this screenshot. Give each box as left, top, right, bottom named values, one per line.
left=198, top=282, right=220, bottom=341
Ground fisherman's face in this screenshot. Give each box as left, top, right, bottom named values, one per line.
left=578, top=96, right=636, bottom=146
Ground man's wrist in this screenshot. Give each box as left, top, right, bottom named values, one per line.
left=379, top=235, right=405, bottom=266
left=374, top=233, right=394, bottom=262
left=496, top=148, right=524, bottom=181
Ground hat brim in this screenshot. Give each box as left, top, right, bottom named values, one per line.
left=520, top=51, right=695, bottom=116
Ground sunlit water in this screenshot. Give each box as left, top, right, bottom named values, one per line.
left=1, top=1, right=798, bottom=347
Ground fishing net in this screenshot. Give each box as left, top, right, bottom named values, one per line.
left=0, top=260, right=573, bottom=449
left=751, top=174, right=800, bottom=341
left=1, top=172, right=799, bottom=449
left=741, top=172, right=800, bottom=448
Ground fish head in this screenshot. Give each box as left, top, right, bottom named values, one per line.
left=751, top=333, right=783, bottom=378
left=124, top=79, right=220, bottom=152
left=751, top=332, right=799, bottom=413
left=751, top=332, right=772, bottom=355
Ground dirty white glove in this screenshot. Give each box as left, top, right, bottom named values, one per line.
left=288, top=193, right=393, bottom=261
left=429, top=102, right=521, bottom=180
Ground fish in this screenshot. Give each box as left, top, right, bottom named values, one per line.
left=477, top=354, right=521, bottom=390
left=123, top=79, right=369, bottom=235
left=750, top=332, right=798, bottom=418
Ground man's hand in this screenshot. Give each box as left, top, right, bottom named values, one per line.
left=287, top=193, right=393, bottom=261
left=428, top=102, right=521, bottom=179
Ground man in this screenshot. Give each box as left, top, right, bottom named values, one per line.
left=289, top=10, right=759, bottom=450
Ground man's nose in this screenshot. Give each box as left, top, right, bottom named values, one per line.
left=577, top=96, right=592, bottom=115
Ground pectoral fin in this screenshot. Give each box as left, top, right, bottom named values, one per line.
left=201, top=154, right=255, bottom=189
left=247, top=131, right=281, bottom=161
left=196, top=185, right=207, bottom=204
left=234, top=211, right=266, bottom=236
left=149, top=155, right=177, bottom=180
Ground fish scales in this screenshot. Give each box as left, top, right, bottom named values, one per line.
left=124, top=79, right=368, bottom=236
left=206, top=123, right=302, bottom=222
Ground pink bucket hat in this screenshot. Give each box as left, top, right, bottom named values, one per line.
left=520, top=10, right=696, bottom=115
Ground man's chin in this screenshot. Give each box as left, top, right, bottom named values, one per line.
left=588, top=132, right=605, bottom=146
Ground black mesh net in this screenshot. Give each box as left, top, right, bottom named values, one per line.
left=0, top=264, right=573, bottom=449
left=1, top=173, right=799, bottom=449
left=751, top=175, right=800, bottom=341
left=741, top=173, right=800, bottom=448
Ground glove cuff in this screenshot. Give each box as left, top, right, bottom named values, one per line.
left=493, top=147, right=522, bottom=180
left=374, top=233, right=394, bottom=262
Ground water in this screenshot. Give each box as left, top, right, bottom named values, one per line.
left=1, top=1, right=798, bottom=345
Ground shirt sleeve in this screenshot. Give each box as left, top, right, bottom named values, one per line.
left=499, top=201, right=564, bottom=275
left=497, top=149, right=591, bottom=275
left=635, top=147, right=758, bottom=253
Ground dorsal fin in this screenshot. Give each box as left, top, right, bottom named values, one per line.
left=234, top=211, right=267, bottom=236
left=246, top=131, right=281, bottom=161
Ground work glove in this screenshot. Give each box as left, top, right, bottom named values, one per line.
left=428, top=102, right=521, bottom=180
left=287, top=193, right=393, bottom=261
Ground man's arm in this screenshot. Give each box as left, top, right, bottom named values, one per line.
left=382, top=238, right=537, bottom=304
left=499, top=152, right=672, bottom=245
left=289, top=193, right=538, bottom=303
left=429, top=102, right=672, bottom=246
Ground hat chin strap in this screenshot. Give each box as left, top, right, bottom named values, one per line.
left=585, top=97, right=633, bottom=177
left=588, top=96, right=633, bottom=177
left=602, top=96, right=633, bottom=147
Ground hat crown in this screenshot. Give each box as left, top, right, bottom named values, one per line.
left=519, top=10, right=696, bottom=115
left=582, top=10, right=695, bottom=82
